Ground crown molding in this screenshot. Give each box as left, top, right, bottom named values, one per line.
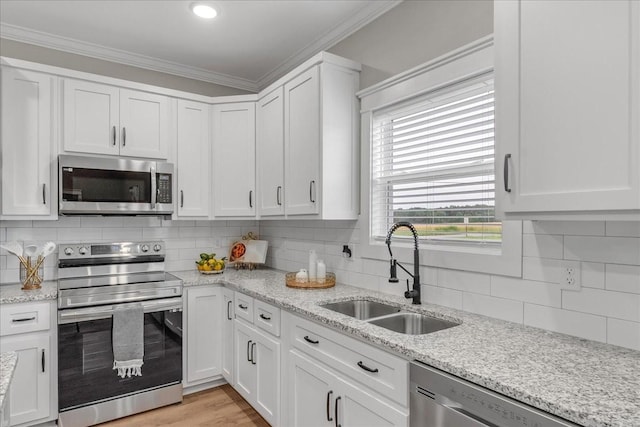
left=0, top=22, right=259, bottom=92
left=256, top=0, right=402, bottom=90
left=0, top=0, right=402, bottom=93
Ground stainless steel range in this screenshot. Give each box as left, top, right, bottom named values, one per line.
left=57, top=241, right=183, bottom=427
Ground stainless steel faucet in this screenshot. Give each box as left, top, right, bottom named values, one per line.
left=385, top=221, right=421, bottom=304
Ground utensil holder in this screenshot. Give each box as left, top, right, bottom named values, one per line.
left=20, top=256, right=44, bottom=290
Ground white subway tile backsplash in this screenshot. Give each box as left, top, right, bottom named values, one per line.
left=142, top=227, right=180, bottom=239
left=524, top=304, right=607, bottom=342
left=33, top=217, right=81, bottom=228
left=522, top=234, right=563, bottom=259
left=438, top=269, right=491, bottom=295
left=58, top=227, right=102, bottom=242
left=7, top=228, right=57, bottom=242
left=564, top=236, right=640, bottom=265
left=81, top=217, right=123, bottom=228
left=491, top=276, right=561, bottom=308
left=103, top=228, right=143, bottom=241
left=423, top=285, right=463, bottom=310
left=462, top=293, right=523, bottom=323
left=605, top=264, right=640, bottom=294
left=522, top=257, right=561, bottom=283
left=346, top=271, right=379, bottom=292
left=606, top=221, right=640, bottom=238
left=607, top=318, right=640, bottom=351
left=581, top=262, right=605, bottom=289
left=179, top=227, right=210, bottom=238
left=523, top=220, right=605, bottom=236
left=2, top=216, right=639, bottom=351
left=562, top=288, right=640, bottom=322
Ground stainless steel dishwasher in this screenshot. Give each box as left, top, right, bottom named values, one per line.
left=410, top=361, right=579, bottom=427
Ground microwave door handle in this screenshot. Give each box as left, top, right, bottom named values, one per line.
left=150, top=165, right=157, bottom=209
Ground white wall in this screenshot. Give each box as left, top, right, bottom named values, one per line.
left=0, top=217, right=257, bottom=283
left=261, top=219, right=640, bottom=351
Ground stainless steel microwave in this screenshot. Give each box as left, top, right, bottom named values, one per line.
left=59, top=155, right=174, bottom=216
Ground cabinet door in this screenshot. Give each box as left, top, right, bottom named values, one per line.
left=234, top=320, right=257, bottom=402
left=495, top=0, right=640, bottom=215
left=288, top=350, right=334, bottom=427
left=284, top=66, right=320, bottom=215
left=221, top=287, right=235, bottom=384
left=212, top=102, right=256, bottom=217
left=119, top=89, right=169, bottom=159
left=257, top=88, right=285, bottom=216
left=339, top=376, right=408, bottom=427
left=63, top=79, right=119, bottom=155
left=177, top=100, right=210, bottom=218
left=186, top=286, right=222, bottom=384
left=1, top=67, right=55, bottom=217
left=253, top=328, right=280, bottom=426
left=0, top=333, right=50, bottom=426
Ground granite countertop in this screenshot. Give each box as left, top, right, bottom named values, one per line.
left=1, top=269, right=638, bottom=426
left=0, top=352, right=18, bottom=411
left=0, top=281, right=58, bottom=304
left=174, top=268, right=640, bottom=427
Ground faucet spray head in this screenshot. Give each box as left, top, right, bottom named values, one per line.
left=389, top=259, right=399, bottom=283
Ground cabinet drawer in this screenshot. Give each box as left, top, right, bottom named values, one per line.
left=0, top=302, right=51, bottom=336
left=253, top=299, right=281, bottom=337
left=234, top=291, right=254, bottom=323
left=289, top=313, right=408, bottom=407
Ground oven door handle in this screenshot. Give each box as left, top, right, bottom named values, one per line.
left=58, top=297, right=183, bottom=324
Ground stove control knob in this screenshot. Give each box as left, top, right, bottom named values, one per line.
left=64, top=247, right=74, bottom=256
left=153, top=244, right=162, bottom=252
left=141, top=244, right=150, bottom=253
left=78, top=247, right=88, bottom=255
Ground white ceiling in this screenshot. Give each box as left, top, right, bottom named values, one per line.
left=0, top=0, right=400, bottom=91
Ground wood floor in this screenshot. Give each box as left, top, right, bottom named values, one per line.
left=99, top=385, right=270, bottom=426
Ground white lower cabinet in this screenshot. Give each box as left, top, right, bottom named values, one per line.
left=289, top=350, right=407, bottom=427
left=234, top=318, right=280, bottom=426
left=184, top=286, right=222, bottom=386
left=0, top=301, right=55, bottom=427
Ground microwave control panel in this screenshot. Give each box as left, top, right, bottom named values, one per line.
left=157, top=174, right=172, bottom=204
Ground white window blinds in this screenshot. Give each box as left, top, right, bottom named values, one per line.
left=370, top=74, right=500, bottom=244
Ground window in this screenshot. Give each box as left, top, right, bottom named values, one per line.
left=371, top=74, right=499, bottom=246
left=358, top=38, right=521, bottom=277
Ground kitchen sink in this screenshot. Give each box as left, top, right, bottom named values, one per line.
left=319, top=299, right=401, bottom=320
left=367, top=312, right=459, bottom=335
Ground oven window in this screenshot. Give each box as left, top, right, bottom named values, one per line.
left=62, top=168, right=151, bottom=203
left=58, top=310, right=182, bottom=411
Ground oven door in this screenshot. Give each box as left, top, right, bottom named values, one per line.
left=57, top=298, right=182, bottom=412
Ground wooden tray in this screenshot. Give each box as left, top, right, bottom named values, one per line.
left=286, top=272, right=336, bottom=289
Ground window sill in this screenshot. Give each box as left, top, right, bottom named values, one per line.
left=360, top=220, right=522, bottom=277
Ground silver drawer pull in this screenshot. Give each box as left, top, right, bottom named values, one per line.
left=12, top=316, right=36, bottom=323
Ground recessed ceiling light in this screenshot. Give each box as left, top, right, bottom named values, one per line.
left=191, top=3, right=217, bottom=19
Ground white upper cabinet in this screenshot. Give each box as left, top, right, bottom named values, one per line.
left=277, top=54, right=360, bottom=219
left=256, top=87, right=285, bottom=217
left=176, top=100, right=210, bottom=218
left=284, top=66, right=321, bottom=215
left=63, top=79, right=169, bottom=159
left=495, top=0, right=640, bottom=219
left=212, top=102, right=256, bottom=217
left=1, top=67, right=56, bottom=219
